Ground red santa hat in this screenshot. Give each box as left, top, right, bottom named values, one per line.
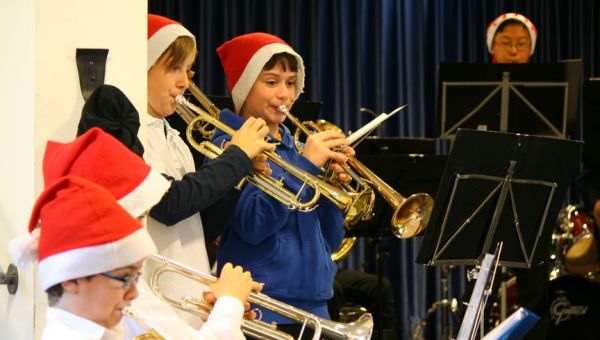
left=12, top=176, right=157, bottom=291
left=486, top=13, right=538, bottom=55
left=217, top=32, right=305, bottom=112
left=148, top=14, right=195, bottom=70
left=43, top=127, right=170, bottom=218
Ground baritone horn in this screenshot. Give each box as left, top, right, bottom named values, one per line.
left=176, top=94, right=375, bottom=227
left=281, top=106, right=434, bottom=238
left=149, top=254, right=373, bottom=340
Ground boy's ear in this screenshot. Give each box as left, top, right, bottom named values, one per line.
left=61, top=279, right=80, bottom=293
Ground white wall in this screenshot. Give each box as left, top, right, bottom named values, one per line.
left=1, top=1, right=147, bottom=339
left=0, top=1, right=36, bottom=339
left=35, top=0, right=148, bottom=192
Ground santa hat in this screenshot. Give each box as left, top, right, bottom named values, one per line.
left=43, top=127, right=170, bottom=218
left=217, top=32, right=305, bottom=112
left=148, top=14, right=195, bottom=70
left=487, top=13, right=538, bottom=55
left=12, top=176, right=157, bottom=291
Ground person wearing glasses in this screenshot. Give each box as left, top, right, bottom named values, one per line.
left=487, top=12, right=537, bottom=64
left=10, top=176, right=157, bottom=339
left=39, top=127, right=262, bottom=339
left=481, top=13, right=550, bottom=339
left=9, top=175, right=258, bottom=340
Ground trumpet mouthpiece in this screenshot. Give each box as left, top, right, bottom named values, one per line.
left=176, top=95, right=185, bottom=104
left=278, top=105, right=288, bottom=114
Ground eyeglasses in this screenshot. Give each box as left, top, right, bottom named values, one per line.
left=99, top=271, right=142, bottom=290
left=494, top=41, right=530, bottom=51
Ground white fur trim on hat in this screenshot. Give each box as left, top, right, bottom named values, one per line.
left=118, top=168, right=170, bottom=218
left=38, top=227, right=157, bottom=291
left=9, top=228, right=40, bottom=268
left=231, top=43, right=305, bottom=112
left=148, top=24, right=195, bottom=70
left=486, top=13, right=537, bottom=56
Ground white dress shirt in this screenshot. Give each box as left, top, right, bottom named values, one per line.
left=142, top=116, right=211, bottom=329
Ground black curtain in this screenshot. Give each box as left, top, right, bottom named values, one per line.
left=149, top=1, right=600, bottom=339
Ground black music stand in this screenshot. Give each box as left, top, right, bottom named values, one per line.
left=418, top=129, right=581, bottom=268
left=438, top=61, right=582, bottom=139
left=345, top=150, right=445, bottom=340
left=416, top=129, right=581, bottom=338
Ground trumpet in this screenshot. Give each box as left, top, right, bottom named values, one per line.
left=176, top=92, right=320, bottom=212
left=121, top=306, right=166, bottom=340
left=148, top=254, right=373, bottom=340
left=347, top=156, right=434, bottom=238
left=176, top=94, right=374, bottom=227
left=175, top=81, right=220, bottom=138
left=281, top=107, right=434, bottom=238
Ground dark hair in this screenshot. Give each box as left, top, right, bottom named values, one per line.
left=45, top=275, right=95, bottom=306
left=263, top=52, right=298, bottom=72
left=46, top=284, right=63, bottom=306
left=154, top=36, right=197, bottom=69
left=495, top=19, right=530, bottom=39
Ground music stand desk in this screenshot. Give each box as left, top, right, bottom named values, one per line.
left=417, top=129, right=582, bottom=268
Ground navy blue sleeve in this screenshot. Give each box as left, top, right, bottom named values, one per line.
left=149, top=145, right=252, bottom=225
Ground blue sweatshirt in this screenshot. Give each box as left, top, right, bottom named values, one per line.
left=211, top=110, right=345, bottom=324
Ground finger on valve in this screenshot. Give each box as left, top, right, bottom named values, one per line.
left=210, top=263, right=255, bottom=304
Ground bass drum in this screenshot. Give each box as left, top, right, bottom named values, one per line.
left=553, top=205, right=600, bottom=277
left=547, top=275, right=600, bottom=339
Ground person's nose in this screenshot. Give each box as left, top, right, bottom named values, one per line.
left=276, top=83, right=292, bottom=102
left=176, top=72, right=190, bottom=92
left=124, top=280, right=139, bottom=301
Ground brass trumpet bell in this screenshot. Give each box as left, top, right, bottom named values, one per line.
left=391, top=193, right=434, bottom=238
left=346, top=156, right=434, bottom=239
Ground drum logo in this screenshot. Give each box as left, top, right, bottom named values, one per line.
left=550, top=291, right=588, bottom=325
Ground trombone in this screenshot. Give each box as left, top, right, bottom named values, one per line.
left=176, top=94, right=374, bottom=227
left=148, top=254, right=373, bottom=340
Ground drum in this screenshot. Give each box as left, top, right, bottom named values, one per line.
left=547, top=275, right=600, bottom=339
left=552, top=205, right=600, bottom=277
left=487, top=275, right=519, bottom=330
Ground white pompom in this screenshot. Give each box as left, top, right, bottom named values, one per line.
left=9, top=228, right=40, bottom=268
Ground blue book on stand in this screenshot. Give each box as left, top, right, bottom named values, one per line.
left=483, top=307, right=540, bottom=340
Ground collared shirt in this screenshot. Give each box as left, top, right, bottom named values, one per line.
left=143, top=115, right=210, bottom=329
left=42, top=295, right=245, bottom=340
left=42, top=307, right=118, bottom=340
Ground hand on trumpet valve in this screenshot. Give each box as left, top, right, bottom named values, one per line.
left=229, top=117, right=276, bottom=159
left=303, top=130, right=350, bottom=168
left=328, top=145, right=355, bottom=183
left=203, top=262, right=263, bottom=320
left=252, top=154, right=272, bottom=176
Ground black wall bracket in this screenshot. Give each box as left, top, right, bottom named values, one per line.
left=76, top=48, right=109, bottom=101
left=0, top=264, right=18, bottom=295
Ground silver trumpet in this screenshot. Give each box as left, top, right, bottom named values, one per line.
left=148, top=254, right=373, bottom=340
